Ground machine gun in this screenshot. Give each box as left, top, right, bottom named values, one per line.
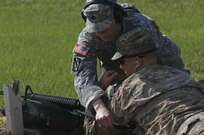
left=1, top=80, right=132, bottom=135
left=22, top=85, right=94, bottom=118
left=23, top=85, right=84, bottom=110
left=21, top=85, right=135, bottom=130
left=0, top=80, right=93, bottom=135
left=1, top=83, right=94, bottom=119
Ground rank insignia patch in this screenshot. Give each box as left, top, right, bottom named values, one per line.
left=73, top=44, right=89, bottom=56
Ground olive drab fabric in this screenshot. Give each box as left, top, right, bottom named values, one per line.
left=0, top=100, right=85, bottom=135
left=112, top=28, right=155, bottom=60
left=198, top=80, right=204, bottom=94
left=21, top=100, right=83, bottom=130
left=72, top=3, right=185, bottom=110
left=110, top=65, right=204, bottom=135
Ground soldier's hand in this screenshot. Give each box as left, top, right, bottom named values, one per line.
left=92, top=98, right=115, bottom=128
left=98, top=70, right=118, bottom=90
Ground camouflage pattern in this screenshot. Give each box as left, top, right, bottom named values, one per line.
left=109, top=65, right=204, bottom=135
left=84, top=4, right=114, bottom=33
left=177, top=112, right=204, bottom=135
left=83, top=116, right=133, bottom=135
left=112, top=28, right=155, bottom=60
left=71, top=3, right=185, bottom=109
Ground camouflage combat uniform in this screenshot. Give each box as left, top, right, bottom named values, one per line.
left=71, top=4, right=185, bottom=109
left=109, top=65, right=204, bottom=135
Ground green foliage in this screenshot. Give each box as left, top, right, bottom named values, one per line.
left=0, top=0, right=203, bottom=109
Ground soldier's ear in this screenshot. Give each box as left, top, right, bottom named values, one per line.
left=134, top=57, right=143, bottom=68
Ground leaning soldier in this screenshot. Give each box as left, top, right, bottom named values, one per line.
left=104, top=28, right=204, bottom=135
left=71, top=0, right=187, bottom=130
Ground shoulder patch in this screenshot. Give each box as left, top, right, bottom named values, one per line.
left=73, top=44, right=89, bottom=56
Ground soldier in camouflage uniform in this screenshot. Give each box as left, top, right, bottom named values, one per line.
left=99, top=29, right=204, bottom=135
left=71, top=0, right=187, bottom=129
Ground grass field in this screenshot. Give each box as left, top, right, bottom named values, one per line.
left=0, top=0, right=203, bottom=128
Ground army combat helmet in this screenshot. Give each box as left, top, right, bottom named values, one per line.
left=81, top=0, right=126, bottom=33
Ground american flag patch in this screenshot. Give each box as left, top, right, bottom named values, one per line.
left=73, top=44, right=89, bottom=56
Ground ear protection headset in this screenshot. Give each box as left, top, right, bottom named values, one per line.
left=81, top=0, right=127, bottom=23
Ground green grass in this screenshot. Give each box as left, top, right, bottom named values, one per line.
left=0, top=0, right=203, bottom=117
left=0, top=0, right=85, bottom=100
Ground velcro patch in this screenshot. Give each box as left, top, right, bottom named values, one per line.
left=72, top=58, right=81, bottom=73
left=73, top=44, right=89, bottom=56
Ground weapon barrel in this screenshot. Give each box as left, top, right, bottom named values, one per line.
left=29, top=93, right=85, bottom=111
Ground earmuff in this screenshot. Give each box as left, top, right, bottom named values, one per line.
left=81, top=0, right=127, bottom=23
